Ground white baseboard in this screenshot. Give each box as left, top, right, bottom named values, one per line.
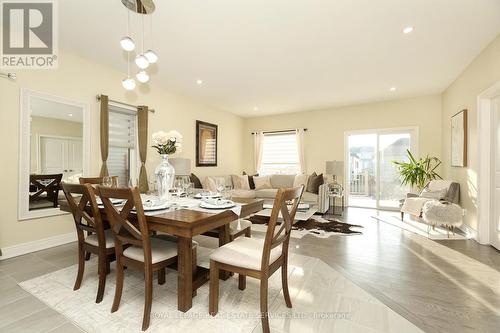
left=0, top=232, right=77, bottom=260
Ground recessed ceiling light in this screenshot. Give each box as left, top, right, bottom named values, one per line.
left=403, top=26, right=414, bottom=34
left=68, top=113, right=73, bottom=117
left=390, top=87, right=397, bottom=92
left=196, top=79, right=203, bottom=85
left=253, top=106, right=259, bottom=111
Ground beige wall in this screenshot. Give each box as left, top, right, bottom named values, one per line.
left=30, top=116, right=83, bottom=172
left=441, top=34, right=500, bottom=231
left=243, top=95, right=443, bottom=176
left=0, top=51, right=244, bottom=250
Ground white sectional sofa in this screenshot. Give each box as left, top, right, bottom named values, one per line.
left=198, top=174, right=329, bottom=214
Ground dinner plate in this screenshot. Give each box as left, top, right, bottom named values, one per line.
left=194, top=193, right=221, bottom=199
left=141, top=202, right=171, bottom=211
left=199, top=200, right=236, bottom=209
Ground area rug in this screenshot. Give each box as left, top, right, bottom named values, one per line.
left=18, top=250, right=423, bottom=333
left=248, top=215, right=363, bottom=239
left=371, top=213, right=469, bottom=240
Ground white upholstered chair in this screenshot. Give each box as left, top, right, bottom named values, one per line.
left=209, top=186, right=304, bottom=333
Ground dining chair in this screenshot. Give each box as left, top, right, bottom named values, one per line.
left=208, top=185, right=304, bottom=333
left=61, top=182, right=115, bottom=303
left=97, top=186, right=178, bottom=331
left=30, top=173, right=63, bottom=207
left=80, top=176, right=118, bottom=187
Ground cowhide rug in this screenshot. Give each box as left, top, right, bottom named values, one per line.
left=248, top=215, right=363, bottom=239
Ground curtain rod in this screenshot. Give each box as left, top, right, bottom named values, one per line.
left=251, top=128, right=308, bottom=135
left=96, top=95, right=155, bottom=113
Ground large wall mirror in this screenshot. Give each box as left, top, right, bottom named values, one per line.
left=19, top=89, right=90, bottom=220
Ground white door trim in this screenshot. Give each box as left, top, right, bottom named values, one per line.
left=477, top=80, right=500, bottom=245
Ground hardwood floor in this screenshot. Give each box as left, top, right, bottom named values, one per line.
left=0, top=207, right=499, bottom=332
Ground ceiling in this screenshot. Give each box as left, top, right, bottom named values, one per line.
left=59, top=0, right=500, bottom=117
left=31, top=97, right=83, bottom=122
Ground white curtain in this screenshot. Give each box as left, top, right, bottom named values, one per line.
left=296, top=128, right=306, bottom=174
left=253, top=131, right=264, bottom=173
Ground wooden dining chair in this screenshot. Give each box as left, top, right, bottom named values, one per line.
left=209, top=186, right=304, bottom=333
left=61, top=182, right=116, bottom=303
left=30, top=173, right=63, bottom=207
left=97, top=186, right=178, bottom=331
left=80, top=176, right=118, bottom=187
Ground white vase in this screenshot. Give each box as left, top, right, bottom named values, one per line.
left=155, top=154, right=175, bottom=200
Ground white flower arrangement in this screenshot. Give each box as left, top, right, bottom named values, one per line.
left=152, top=130, right=183, bottom=155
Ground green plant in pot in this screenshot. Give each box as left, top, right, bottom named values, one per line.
left=392, top=150, right=442, bottom=192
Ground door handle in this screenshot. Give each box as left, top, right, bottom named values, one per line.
left=64, top=169, right=68, bottom=172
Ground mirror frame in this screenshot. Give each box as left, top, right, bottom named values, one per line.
left=18, top=89, right=90, bottom=220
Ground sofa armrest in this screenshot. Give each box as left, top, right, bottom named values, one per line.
left=317, top=184, right=330, bottom=214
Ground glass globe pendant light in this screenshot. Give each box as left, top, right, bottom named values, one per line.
left=136, top=70, right=150, bottom=83
left=120, top=11, right=135, bottom=51
left=135, top=13, right=150, bottom=69
left=122, top=49, right=136, bottom=90
left=144, top=49, right=157, bottom=63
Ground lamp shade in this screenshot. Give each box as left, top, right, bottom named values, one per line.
left=169, top=158, right=191, bottom=176
left=325, top=160, right=344, bottom=177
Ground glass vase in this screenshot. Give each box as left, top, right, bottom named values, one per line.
left=155, top=154, right=175, bottom=200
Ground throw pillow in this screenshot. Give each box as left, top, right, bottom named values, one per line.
left=420, top=188, right=447, bottom=200
left=190, top=173, right=203, bottom=189
left=231, top=175, right=250, bottom=190
left=253, top=176, right=272, bottom=190
left=293, top=173, right=308, bottom=188
left=202, top=177, right=217, bottom=192
left=306, top=173, right=324, bottom=194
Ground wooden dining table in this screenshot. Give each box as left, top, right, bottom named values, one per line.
left=60, top=197, right=264, bottom=312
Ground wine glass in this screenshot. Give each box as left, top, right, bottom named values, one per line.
left=224, top=184, right=233, bottom=200
left=174, top=179, right=184, bottom=198
left=103, top=176, right=112, bottom=187
left=215, top=178, right=225, bottom=196
left=181, top=177, right=191, bottom=196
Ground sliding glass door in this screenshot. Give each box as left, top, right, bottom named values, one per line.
left=346, top=128, right=417, bottom=210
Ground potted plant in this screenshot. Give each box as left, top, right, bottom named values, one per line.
left=392, top=150, right=442, bottom=192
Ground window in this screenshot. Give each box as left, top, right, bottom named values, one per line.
left=259, top=131, right=300, bottom=175
left=108, top=106, right=137, bottom=185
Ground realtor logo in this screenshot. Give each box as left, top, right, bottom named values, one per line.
left=1, top=0, right=58, bottom=69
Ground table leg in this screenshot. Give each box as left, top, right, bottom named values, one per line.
left=177, top=236, right=193, bottom=312
left=218, top=224, right=231, bottom=280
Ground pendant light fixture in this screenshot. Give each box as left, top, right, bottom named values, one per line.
left=135, top=13, right=149, bottom=69
left=120, top=10, right=135, bottom=51
left=122, top=52, right=136, bottom=90
left=121, top=0, right=157, bottom=90
left=144, top=15, right=158, bottom=63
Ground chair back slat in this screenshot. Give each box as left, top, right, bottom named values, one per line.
left=61, top=182, right=106, bottom=247
left=97, top=186, right=152, bottom=263
left=79, top=176, right=118, bottom=186
left=261, top=185, right=304, bottom=270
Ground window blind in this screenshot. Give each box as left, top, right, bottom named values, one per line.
left=108, top=107, right=137, bottom=185
left=259, top=131, right=300, bottom=175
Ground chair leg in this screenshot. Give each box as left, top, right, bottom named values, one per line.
left=142, top=268, right=153, bottom=331
left=96, top=254, right=106, bottom=303
left=192, top=248, right=198, bottom=297
left=209, top=260, right=219, bottom=315
left=260, top=277, right=270, bottom=333
left=245, top=227, right=252, bottom=238
left=74, top=242, right=85, bottom=291
left=112, top=257, right=124, bottom=313
left=281, top=262, right=292, bottom=308
left=158, top=268, right=166, bottom=285
left=401, top=212, right=404, bottom=221
left=85, top=252, right=91, bottom=261
left=238, top=274, right=246, bottom=290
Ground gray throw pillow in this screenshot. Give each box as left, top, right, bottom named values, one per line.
left=306, top=172, right=324, bottom=194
